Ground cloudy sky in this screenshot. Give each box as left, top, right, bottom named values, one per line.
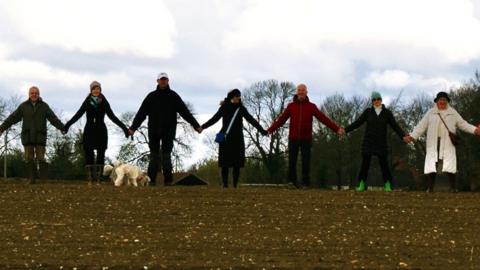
left=1, top=0, right=480, bottom=166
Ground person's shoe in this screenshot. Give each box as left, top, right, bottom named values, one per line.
left=384, top=181, right=392, bottom=192
left=355, top=180, right=365, bottom=192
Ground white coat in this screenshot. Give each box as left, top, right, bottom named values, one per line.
left=410, top=105, right=476, bottom=174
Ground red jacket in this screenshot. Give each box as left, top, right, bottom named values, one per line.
left=267, top=95, right=339, bottom=140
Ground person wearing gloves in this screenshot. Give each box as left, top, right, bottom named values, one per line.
left=0, top=86, right=65, bottom=183
left=63, top=81, right=129, bottom=184
left=268, top=83, right=344, bottom=188
left=201, top=89, right=268, bottom=188
left=404, top=92, right=480, bottom=192
left=345, top=91, right=408, bottom=192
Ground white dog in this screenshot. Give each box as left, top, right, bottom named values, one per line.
left=103, top=161, right=150, bottom=187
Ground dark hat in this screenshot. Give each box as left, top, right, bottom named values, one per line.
left=227, top=89, right=241, bottom=100
left=434, top=91, right=450, bottom=103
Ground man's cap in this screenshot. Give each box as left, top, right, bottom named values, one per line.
left=157, top=72, right=169, bottom=80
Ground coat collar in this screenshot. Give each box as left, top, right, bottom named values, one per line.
left=25, top=97, right=43, bottom=105
left=371, top=104, right=386, bottom=110
left=293, top=95, right=310, bottom=103
left=432, top=104, right=455, bottom=115
left=156, top=84, right=171, bottom=91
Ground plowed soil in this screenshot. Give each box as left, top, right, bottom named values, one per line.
left=1, top=180, right=480, bottom=269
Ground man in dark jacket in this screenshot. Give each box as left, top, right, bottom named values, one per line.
left=128, top=73, right=202, bottom=186
left=268, top=84, right=344, bottom=188
left=0, top=86, right=65, bottom=183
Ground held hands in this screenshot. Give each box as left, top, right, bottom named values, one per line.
left=475, top=126, right=480, bottom=136
left=128, top=128, right=135, bottom=136
left=61, top=126, right=69, bottom=135
left=403, top=134, right=414, bottom=144
left=196, top=127, right=203, bottom=134
left=123, top=128, right=130, bottom=138
left=337, top=128, right=345, bottom=136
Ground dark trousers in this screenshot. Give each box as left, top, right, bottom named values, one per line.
left=84, top=147, right=106, bottom=165
left=221, top=167, right=240, bottom=188
left=358, top=154, right=392, bottom=183
left=288, top=139, right=312, bottom=186
left=148, top=135, right=174, bottom=185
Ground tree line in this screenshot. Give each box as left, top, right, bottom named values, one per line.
left=1, top=72, right=480, bottom=190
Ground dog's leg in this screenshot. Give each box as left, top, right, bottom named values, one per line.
left=114, top=171, right=125, bottom=187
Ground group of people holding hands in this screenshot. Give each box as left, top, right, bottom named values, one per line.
left=1, top=72, right=479, bottom=192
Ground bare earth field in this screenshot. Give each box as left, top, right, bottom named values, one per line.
left=1, top=180, right=480, bottom=269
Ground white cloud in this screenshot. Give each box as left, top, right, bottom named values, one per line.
left=0, top=48, right=135, bottom=100
left=0, top=0, right=176, bottom=58
left=363, top=69, right=461, bottom=93
left=224, top=0, right=480, bottom=64
left=364, top=70, right=411, bottom=89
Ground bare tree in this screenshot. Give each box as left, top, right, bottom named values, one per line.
left=242, top=79, right=296, bottom=183
left=0, top=95, right=23, bottom=179
left=116, top=102, right=198, bottom=171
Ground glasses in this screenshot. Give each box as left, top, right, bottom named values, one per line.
left=372, top=98, right=382, bottom=101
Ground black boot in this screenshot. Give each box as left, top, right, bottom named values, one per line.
left=161, top=152, right=173, bottom=186
left=38, top=161, right=48, bottom=180
left=148, top=152, right=160, bottom=186
left=233, top=167, right=240, bottom=188
left=448, top=173, right=458, bottom=193
left=221, top=167, right=229, bottom=188
left=233, top=177, right=239, bottom=188
left=426, top=173, right=436, bottom=192
left=27, top=160, right=37, bottom=184
left=163, top=171, right=173, bottom=186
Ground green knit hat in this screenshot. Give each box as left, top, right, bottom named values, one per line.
left=371, top=91, right=382, bottom=100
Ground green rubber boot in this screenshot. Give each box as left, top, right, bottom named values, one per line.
left=384, top=181, right=392, bottom=192
left=356, top=180, right=365, bottom=192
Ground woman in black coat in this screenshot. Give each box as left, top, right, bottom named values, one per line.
left=345, top=91, right=407, bottom=192
left=201, top=89, right=268, bottom=188
left=64, top=81, right=129, bottom=182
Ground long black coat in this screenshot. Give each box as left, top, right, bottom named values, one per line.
left=130, top=85, right=200, bottom=140
left=345, top=105, right=405, bottom=156
left=202, top=102, right=266, bottom=168
left=65, top=95, right=128, bottom=150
